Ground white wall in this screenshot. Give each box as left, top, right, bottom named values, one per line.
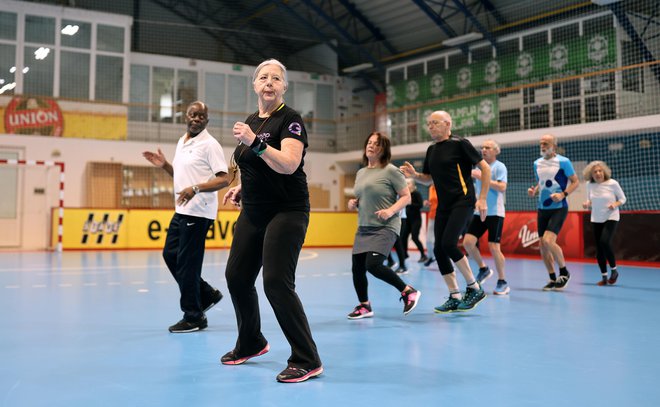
left=0, top=132, right=349, bottom=248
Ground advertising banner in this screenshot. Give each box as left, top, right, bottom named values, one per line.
left=53, top=209, right=358, bottom=250
left=479, top=211, right=582, bottom=258
left=1, top=96, right=127, bottom=140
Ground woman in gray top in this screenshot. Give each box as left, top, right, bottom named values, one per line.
left=346, top=132, right=421, bottom=319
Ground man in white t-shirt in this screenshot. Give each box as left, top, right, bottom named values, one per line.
left=143, top=101, right=229, bottom=333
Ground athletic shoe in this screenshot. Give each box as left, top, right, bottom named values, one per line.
left=456, top=287, right=486, bottom=311
left=434, top=297, right=461, bottom=313
left=347, top=303, right=374, bottom=320
left=493, top=280, right=510, bottom=295
left=554, top=273, right=571, bottom=291
left=395, top=267, right=408, bottom=275
left=418, top=255, right=429, bottom=263
left=202, top=288, right=223, bottom=312
left=423, top=257, right=436, bottom=267
left=168, top=317, right=208, bottom=333
left=608, top=270, right=619, bottom=285
left=597, top=279, right=607, bottom=286
left=476, top=267, right=493, bottom=285
left=276, top=365, right=323, bottom=383
left=400, top=288, right=421, bottom=315
left=220, top=344, right=270, bottom=365
left=542, top=280, right=556, bottom=291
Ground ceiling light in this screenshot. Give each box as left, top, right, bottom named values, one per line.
left=443, top=32, right=483, bottom=47
left=34, top=47, right=51, bottom=60
left=61, top=25, right=79, bottom=36
left=342, top=63, right=373, bottom=74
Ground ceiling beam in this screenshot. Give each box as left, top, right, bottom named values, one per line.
left=271, top=0, right=381, bottom=93
left=450, top=0, right=497, bottom=48
left=336, top=0, right=399, bottom=55
left=410, top=0, right=469, bottom=55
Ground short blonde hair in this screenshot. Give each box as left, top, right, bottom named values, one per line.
left=583, top=160, right=612, bottom=182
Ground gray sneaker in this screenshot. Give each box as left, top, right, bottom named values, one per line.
left=476, top=268, right=493, bottom=285
left=493, top=280, right=510, bottom=295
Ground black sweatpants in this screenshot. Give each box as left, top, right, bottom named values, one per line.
left=163, top=213, right=215, bottom=322
left=225, top=209, right=321, bottom=370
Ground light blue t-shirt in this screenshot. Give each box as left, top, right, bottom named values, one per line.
left=474, top=160, right=507, bottom=217
left=533, top=154, right=575, bottom=210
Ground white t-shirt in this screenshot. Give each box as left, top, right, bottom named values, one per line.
left=586, top=179, right=627, bottom=223
left=172, top=129, right=228, bottom=220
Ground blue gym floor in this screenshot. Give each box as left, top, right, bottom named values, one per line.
left=1, top=248, right=658, bottom=406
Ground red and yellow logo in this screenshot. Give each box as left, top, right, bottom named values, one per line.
left=4, top=96, right=64, bottom=136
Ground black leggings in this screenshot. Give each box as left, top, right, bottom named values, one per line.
left=225, top=209, right=321, bottom=369
left=593, top=220, right=618, bottom=274
left=352, top=252, right=408, bottom=303
left=401, top=217, right=425, bottom=257
left=434, top=206, right=474, bottom=275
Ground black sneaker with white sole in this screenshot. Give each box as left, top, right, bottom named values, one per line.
left=202, top=288, right=223, bottom=312
left=168, top=317, right=208, bottom=333
left=554, top=273, right=571, bottom=290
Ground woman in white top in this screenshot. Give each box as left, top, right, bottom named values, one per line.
left=582, top=161, right=627, bottom=286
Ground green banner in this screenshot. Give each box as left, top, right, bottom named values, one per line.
left=388, top=28, right=617, bottom=108
left=418, top=95, right=499, bottom=137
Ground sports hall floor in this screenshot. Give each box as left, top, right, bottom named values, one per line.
left=1, top=248, right=658, bottom=406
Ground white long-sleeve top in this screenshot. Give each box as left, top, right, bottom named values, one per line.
left=586, top=179, right=627, bottom=223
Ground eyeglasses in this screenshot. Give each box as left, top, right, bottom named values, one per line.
left=426, top=120, right=449, bottom=126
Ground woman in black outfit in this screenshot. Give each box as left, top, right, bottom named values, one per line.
left=221, top=59, right=322, bottom=384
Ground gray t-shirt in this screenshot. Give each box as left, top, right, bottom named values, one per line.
left=354, top=163, right=407, bottom=235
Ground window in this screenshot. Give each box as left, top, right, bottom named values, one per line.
left=0, top=11, right=17, bottom=40
left=294, top=82, right=315, bottom=130
left=95, top=55, right=123, bottom=102
left=23, top=45, right=54, bottom=96
left=0, top=44, right=16, bottom=96
left=97, top=25, right=124, bottom=53
left=25, top=15, right=55, bottom=44
left=60, top=51, right=90, bottom=99
left=316, top=84, right=334, bottom=134
left=175, top=70, right=197, bottom=123
left=129, top=64, right=149, bottom=121
left=227, top=74, right=248, bottom=124
left=499, top=109, right=521, bottom=132
left=152, top=67, right=174, bottom=122
left=204, top=73, right=225, bottom=128
left=60, top=19, right=91, bottom=49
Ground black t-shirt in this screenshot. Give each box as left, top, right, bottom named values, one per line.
left=422, top=135, right=482, bottom=211
left=234, top=105, right=310, bottom=212
left=405, top=190, right=424, bottom=222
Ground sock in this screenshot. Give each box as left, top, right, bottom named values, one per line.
left=467, top=280, right=480, bottom=290
left=549, top=273, right=557, bottom=281
left=601, top=273, right=608, bottom=279
left=498, top=279, right=507, bottom=284
left=450, top=290, right=462, bottom=300
left=559, top=267, right=569, bottom=276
